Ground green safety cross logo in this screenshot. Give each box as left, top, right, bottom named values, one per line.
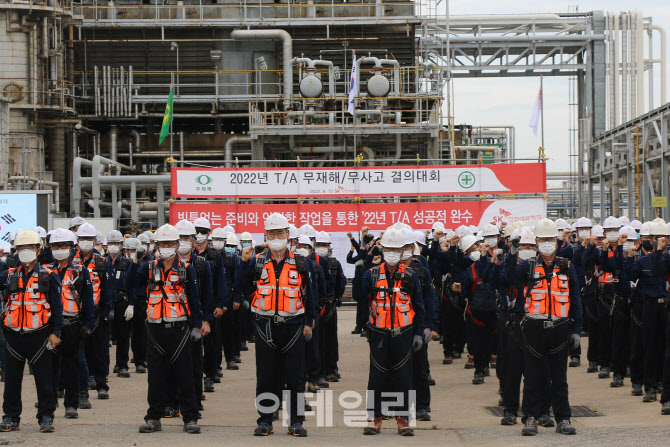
left=195, top=175, right=213, bottom=186
left=457, top=171, right=475, bottom=189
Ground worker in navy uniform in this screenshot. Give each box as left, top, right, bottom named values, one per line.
left=128, top=224, right=204, bottom=434
left=74, top=223, right=114, bottom=400
left=48, top=229, right=95, bottom=420
left=506, top=219, right=582, bottom=436
left=361, top=228, right=425, bottom=437
left=130, top=233, right=152, bottom=373
left=315, top=231, right=345, bottom=383
left=626, top=221, right=670, bottom=404
left=656, top=223, right=670, bottom=414
left=402, top=229, right=437, bottom=423
left=0, top=229, right=63, bottom=433
left=238, top=231, right=255, bottom=346
left=569, top=217, right=594, bottom=368
left=348, top=228, right=373, bottom=335
left=599, top=225, right=637, bottom=388
left=235, top=213, right=316, bottom=437
left=105, top=230, right=134, bottom=379
left=581, top=224, right=605, bottom=373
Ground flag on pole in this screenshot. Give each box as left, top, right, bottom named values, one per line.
left=528, top=84, right=542, bottom=136
left=348, top=50, right=356, bottom=116
left=159, top=84, right=174, bottom=145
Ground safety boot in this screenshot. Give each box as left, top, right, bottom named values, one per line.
left=396, top=417, right=413, bottom=436
left=464, top=355, right=475, bottom=369
left=139, top=419, right=161, bottom=433
left=363, top=417, right=382, bottom=435
left=521, top=417, right=538, bottom=436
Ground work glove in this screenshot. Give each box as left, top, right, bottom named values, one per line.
left=510, top=238, right=520, bottom=255
left=190, top=328, right=202, bottom=342
left=570, top=333, right=581, bottom=350
left=108, top=310, right=115, bottom=321
left=412, top=335, right=423, bottom=352
left=80, top=326, right=92, bottom=339
left=242, top=300, right=250, bottom=311
left=124, top=305, right=134, bottom=321
left=305, top=331, right=313, bottom=342
left=423, top=328, right=432, bottom=344
left=336, top=297, right=342, bottom=307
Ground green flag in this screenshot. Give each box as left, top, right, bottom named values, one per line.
left=159, top=84, right=173, bottom=145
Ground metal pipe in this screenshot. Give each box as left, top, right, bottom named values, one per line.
left=635, top=10, right=645, bottom=115
left=231, top=30, right=293, bottom=107
left=129, top=129, right=141, bottom=152
left=395, top=134, right=401, bottom=160
left=109, top=126, right=118, bottom=161
left=8, top=176, right=60, bottom=213
left=72, top=157, right=93, bottom=215
left=445, top=35, right=606, bottom=43
left=652, top=25, right=668, bottom=104
left=224, top=135, right=251, bottom=168
left=116, top=150, right=252, bottom=159
left=156, top=183, right=165, bottom=227
left=179, top=131, right=184, bottom=165
left=81, top=175, right=171, bottom=185
left=131, top=182, right=137, bottom=223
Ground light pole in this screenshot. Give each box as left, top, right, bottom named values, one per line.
left=171, top=41, right=179, bottom=96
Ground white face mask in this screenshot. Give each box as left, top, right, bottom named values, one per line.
left=438, top=236, right=446, bottom=244
left=212, top=241, right=225, bottom=251
left=384, top=251, right=401, bottom=266
left=484, top=237, right=498, bottom=247
left=267, top=238, right=287, bottom=252
left=578, top=230, right=590, bottom=240
left=315, top=247, right=329, bottom=257
left=469, top=251, right=481, bottom=262
left=52, top=248, right=71, bottom=261
left=401, top=249, right=413, bottom=261
left=538, top=241, right=556, bottom=257
left=195, top=234, right=208, bottom=244
left=108, top=245, right=120, bottom=255
left=518, top=249, right=536, bottom=261
left=178, top=240, right=192, bottom=255
left=0, top=256, right=6, bottom=263
left=18, top=249, right=37, bottom=264
left=129, top=252, right=137, bottom=260
left=295, top=248, right=310, bottom=257
left=159, top=247, right=176, bottom=259
left=149, top=243, right=155, bottom=252
left=79, top=240, right=94, bottom=253
left=606, top=231, right=619, bottom=242
left=623, top=241, right=634, bottom=253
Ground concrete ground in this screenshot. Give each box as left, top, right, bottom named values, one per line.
left=1, top=308, right=668, bottom=446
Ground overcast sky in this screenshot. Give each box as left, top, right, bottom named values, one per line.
left=446, top=1, right=670, bottom=180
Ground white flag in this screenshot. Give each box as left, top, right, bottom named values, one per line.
left=528, top=86, right=542, bottom=136
left=348, top=50, right=356, bottom=116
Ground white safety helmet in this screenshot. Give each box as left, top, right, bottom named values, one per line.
left=468, top=225, right=479, bottom=234
left=226, top=233, right=239, bottom=246
left=155, top=224, right=180, bottom=242
left=630, top=220, right=642, bottom=231
left=14, top=229, right=42, bottom=247
left=95, top=232, right=104, bottom=245
left=445, top=231, right=456, bottom=241
left=240, top=231, right=253, bottom=242
left=602, top=216, right=621, bottom=229
left=649, top=221, right=670, bottom=236
left=399, top=228, right=414, bottom=246
left=519, top=229, right=536, bottom=245
left=107, top=230, right=124, bottom=243
left=223, top=225, right=235, bottom=234
left=431, top=222, right=445, bottom=233
left=554, top=218, right=569, bottom=231
left=76, top=223, right=97, bottom=238
left=388, top=222, right=412, bottom=231
left=33, top=226, right=47, bottom=239
left=266, top=213, right=290, bottom=231
left=454, top=225, right=473, bottom=238
left=380, top=228, right=405, bottom=249
left=502, top=225, right=516, bottom=238
left=193, top=217, right=211, bottom=231
left=69, top=216, right=86, bottom=230
left=138, top=233, right=150, bottom=245
left=653, top=217, right=666, bottom=224
left=175, top=219, right=196, bottom=236
left=211, top=228, right=227, bottom=239
left=618, top=225, right=637, bottom=241
left=459, top=235, right=478, bottom=252
left=575, top=217, right=593, bottom=229
left=299, top=223, right=317, bottom=238
left=413, top=230, right=427, bottom=246
left=143, top=231, right=156, bottom=242
left=50, top=228, right=76, bottom=245
left=315, top=231, right=332, bottom=244
left=124, top=238, right=142, bottom=251
left=297, top=234, right=313, bottom=247
left=639, top=222, right=653, bottom=236
left=482, top=224, right=500, bottom=237
left=289, top=225, right=299, bottom=240
left=533, top=219, right=559, bottom=238
left=591, top=225, right=605, bottom=238
left=618, top=216, right=631, bottom=226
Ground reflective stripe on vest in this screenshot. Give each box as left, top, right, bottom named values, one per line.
left=73, top=251, right=102, bottom=306
left=146, top=260, right=189, bottom=323
left=252, top=251, right=305, bottom=317
left=61, top=265, right=81, bottom=317
left=524, top=263, right=571, bottom=318
left=5, top=267, right=52, bottom=332
left=597, top=251, right=615, bottom=284
left=369, top=263, right=415, bottom=329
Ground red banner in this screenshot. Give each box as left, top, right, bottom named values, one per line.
left=169, top=199, right=546, bottom=232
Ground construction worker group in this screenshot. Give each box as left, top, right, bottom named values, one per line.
left=1, top=212, right=670, bottom=437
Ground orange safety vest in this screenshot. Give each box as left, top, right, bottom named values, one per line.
left=252, top=251, right=306, bottom=317
left=369, top=263, right=415, bottom=329
left=146, top=260, right=190, bottom=323
left=4, top=266, right=52, bottom=332
left=59, top=264, right=83, bottom=317
left=524, top=262, right=571, bottom=318
left=73, top=251, right=103, bottom=306
left=597, top=250, right=615, bottom=285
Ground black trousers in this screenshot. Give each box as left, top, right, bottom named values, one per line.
left=501, top=317, right=525, bottom=415
left=355, top=296, right=368, bottom=331
left=191, top=339, right=203, bottom=403
left=660, top=309, right=670, bottom=404
left=642, top=299, right=667, bottom=392
left=412, top=342, right=430, bottom=411
left=597, top=287, right=614, bottom=368
left=3, top=327, right=56, bottom=421
left=113, top=298, right=130, bottom=370
left=239, top=306, right=252, bottom=342
left=319, top=301, right=339, bottom=375
left=145, top=322, right=198, bottom=423
left=54, top=321, right=82, bottom=409
left=469, top=309, right=497, bottom=374
left=131, top=302, right=147, bottom=366
left=495, top=312, right=507, bottom=387
left=610, top=295, right=631, bottom=377
left=203, top=320, right=220, bottom=379
left=254, top=318, right=306, bottom=427
left=306, top=315, right=321, bottom=382
left=366, top=325, right=414, bottom=418
left=629, top=298, right=645, bottom=386
left=85, top=314, right=109, bottom=391
left=583, top=287, right=600, bottom=364
left=222, top=308, right=240, bottom=363
left=521, top=318, right=572, bottom=422
left=441, top=293, right=466, bottom=357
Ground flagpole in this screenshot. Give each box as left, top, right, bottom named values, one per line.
left=170, top=74, right=174, bottom=160
left=540, top=74, right=545, bottom=151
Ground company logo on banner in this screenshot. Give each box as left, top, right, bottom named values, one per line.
left=171, top=163, right=546, bottom=199
left=169, top=199, right=546, bottom=233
